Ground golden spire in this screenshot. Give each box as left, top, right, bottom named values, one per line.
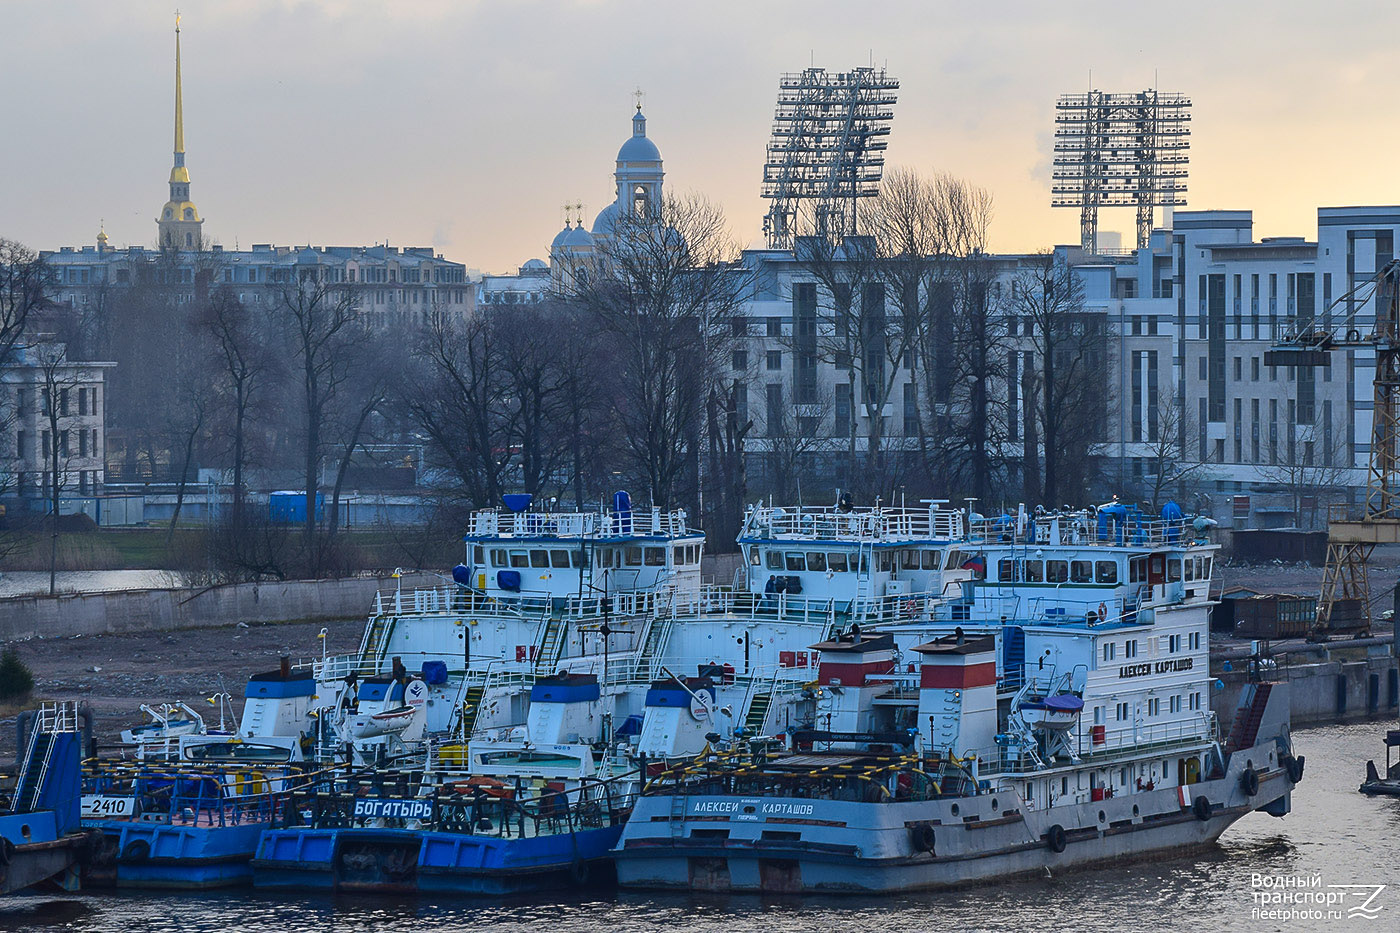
left=174, top=12, right=184, bottom=155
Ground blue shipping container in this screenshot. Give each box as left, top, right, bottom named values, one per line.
left=269, top=491, right=325, bottom=524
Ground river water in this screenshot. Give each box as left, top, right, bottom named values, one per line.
left=0, top=571, right=186, bottom=598
left=2, top=720, right=1397, bottom=932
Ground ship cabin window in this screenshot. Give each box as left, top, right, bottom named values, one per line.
left=1095, top=560, right=1119, bottom=584
left=1125, top=639, right=1138, bottom=659
left=1102, top=642, right=1116, bottom=662
left=1024, top=560, right=1044, bottom=583
left=1184, top=558, right=1195, bottom=582
left=997, top=558, right=1015, bottom=582
left=878, top=552, right=893, bottom=572
left=1167, top=634, right=1180, bottom=653
left=510, top=551, right=529, bottom=568
left=922, top=550, right=940, bottom=570
left=1046, top=560, right=1068, bottom=583
left=1167, top=559, right=1182, bottom=582
left=1071, top=560, right=1093, bottom=583
left=1147, top=698, right=1159, bottom=716
left=549, top=549, right=571, bottom=569
left=1189, top=632, right=1201, bottom=650
left=571, top=549, right=588, bottom=568
left=644, top=546, right=665, bottom=566
left=766, top=550, right=783, bottom=570
left=1129, top=557, right=1146, bottom=583
left=530, top=549, right=550, bottom=568
left=785, top=552, right=806, bottom=571
left=807, top=552, right=827, bottom=572
left=625, top=546, right=643, bottom=566
left=750, top=549, right=761, bottom=566
left=828, top=552, right=849, bottom=573
left=901, top=550, right=919, bottom=570
left=473, top=546, right=485, bottom=565
left=1116, top=702, right=1129, bottom=721
left=491, top=549, right=507, bottom=567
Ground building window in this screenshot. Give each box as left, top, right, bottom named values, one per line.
left=731, top=349, right=747, bottom=371
left=766, top=318, right=782, bottom=339
left=766, top=350, right=782, bottom=371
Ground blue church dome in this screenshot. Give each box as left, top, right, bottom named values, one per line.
left=617, top=110, right=661, bottom=163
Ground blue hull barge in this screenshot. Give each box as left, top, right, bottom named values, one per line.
left=80, top=764, right=286, bottom=889
left=253, top=775, right=630, bottom=894
left=3, top=703, right=93, bottom=895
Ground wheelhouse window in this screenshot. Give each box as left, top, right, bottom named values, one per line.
left=509, top=551, right=529, bottom=568
left=922, top=550, right=940, bottom=570
left=549, top=549, right=570, bottom=569
left=901, top=550, right=919, bottom=570
left=998, top=558, right=1015, bottom=582
left=624, top=547, right=643, bottom=566
left=827, top=552, right=849, bottom=573
left=1071, top=560, right=1093, bottom=583
left=1167, top=559, right=1182, bottom=582
left=529, top=549, right=549, bottom=568
left=491, top=548, right=507, bottom=566
left=1024, top=560, right=1044, bottom=583
left=785, top=552, right=806, bottom=572
left=766, top=550, right=783, bottom=570
left=806, top=552, right=827, bottom=572
left=644, top=546, right=665, bottom=566
left=1046, top=560, right=1068, bottom=583
left=1095, top=560, right=1119, bottom=584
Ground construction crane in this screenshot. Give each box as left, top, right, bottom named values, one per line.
left=1265, top=259, right=1400, bottom=639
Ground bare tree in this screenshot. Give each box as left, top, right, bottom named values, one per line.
left=278, top=275, right=359, bottom=559
left=408, top=313, right=514, bottom=509
left=1259, top=425, right=1355, bottom=529
left=32, top=343, right=86, bottom=594
left=1010, top=253, right=1109, bottom=504
left=1135, top=393, right=1212, bottom=511
left=203, top=287, right=274, bottom=540
left=572, top=193, right=751, bottom=510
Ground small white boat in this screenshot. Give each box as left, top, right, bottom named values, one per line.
left=1018, top=694, right=1084, bottom=733
left=344, top=705, right=417, bottom=740
left=120, top=702, right=206, bottom=746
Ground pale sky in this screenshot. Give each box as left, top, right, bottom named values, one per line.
left=6, top=0, right=1400, bottom=273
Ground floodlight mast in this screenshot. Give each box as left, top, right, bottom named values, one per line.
left=1051, top=89, right=1191, bottom=253
left=761, top=66, right=900, bottom=249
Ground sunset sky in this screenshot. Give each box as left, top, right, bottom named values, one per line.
left=6, top=0, right=1400, bottom=272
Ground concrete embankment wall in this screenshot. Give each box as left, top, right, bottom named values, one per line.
left=0, top=573, right=437, bottom=641
left=1213, top=650, right=1400, bottom=727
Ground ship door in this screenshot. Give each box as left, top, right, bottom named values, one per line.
left=1185, top=756, right=1201, bottom=784
left=1147, top=555, right=1166, bottom=585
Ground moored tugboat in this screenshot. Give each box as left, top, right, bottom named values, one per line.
left=613, top=503, right=1305, bottom=893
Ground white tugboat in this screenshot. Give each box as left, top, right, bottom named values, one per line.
left=613, top=502, right=1304, bottom=893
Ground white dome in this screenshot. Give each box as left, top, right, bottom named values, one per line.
left=617, top=110, right=661, bottom=163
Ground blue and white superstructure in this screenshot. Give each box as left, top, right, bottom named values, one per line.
left=614, top=502, right=1304, bottom=893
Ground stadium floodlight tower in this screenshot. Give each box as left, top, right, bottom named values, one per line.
left=1051, top=88, right=1191, bottom=253
left=761, top=66, right=899, bottom=249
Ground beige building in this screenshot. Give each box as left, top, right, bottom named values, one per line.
left=2, top=343, right=114, bottom=502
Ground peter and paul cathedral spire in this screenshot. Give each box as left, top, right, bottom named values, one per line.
left=158, top=12, right=203, bottom=251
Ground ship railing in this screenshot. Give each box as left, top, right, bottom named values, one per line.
left=665, top=584, right=943, bottom=627
left=966, top=514, right=1201, bottom=550
left=34, top=701, right=80, bottom=734
left=468, top=507, right=688, bottom=539
left=84, top=768, right=285, bottom=827
left=742, top=505, right=965, bottom=543
left=278, top=774, right=639, bottom=839
left=372, top=584, right=544, bottom=620
left=988, top=712, right=1219, bottom=775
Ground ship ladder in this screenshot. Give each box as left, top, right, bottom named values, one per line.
left=1227, top=682, right=1274, bottom=752
left=744, top=692, right=773, bottom=735
left=14, top=728, right=56, bottom=812
left=669, top=792, right=686, bottom=838
left=458, top=682, right=487, bottom=740
left=534, top=619, right=568, bottom=675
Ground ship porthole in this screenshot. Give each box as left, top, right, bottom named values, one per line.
left=990, top=798, right=998, bottom=810
left=1132, top=805, right=1139, bottom=817
left=951, top=804, right=960, bottom=817
left=19, top=824, right=30, bottom=840
left=1098, top=810, right=1106, bottom=824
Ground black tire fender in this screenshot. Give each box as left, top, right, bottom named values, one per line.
left=1045, top=823, right=1067, bottom=853
left=1286, top=755, right=1304, bottom=784
left=1241, top=766, right=1260, bottom=797
left=907, top=822, right=936, bottom=853
left=0, top=837, right=14, bottom=865
left=1193, top=795, right=1211, bottom=822
left=120, top=839, right=151, bottom=863
left=569, top=857, right=589, bottom=885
